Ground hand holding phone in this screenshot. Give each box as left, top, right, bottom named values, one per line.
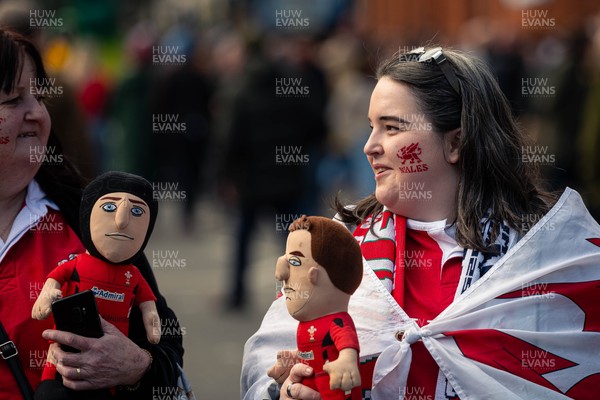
left=51, top=290, right=103, bottom=352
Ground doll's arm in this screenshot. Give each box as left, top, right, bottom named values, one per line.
left=323, top=347, right=361, bottom=392
left=32, top=278, right=63, bottom=320
left=139, top=300, right=161, bottom=344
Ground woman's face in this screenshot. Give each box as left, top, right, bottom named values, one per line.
left=0, top=55, right=51, bottom=199
left=365, top=77, right=459, bottom=220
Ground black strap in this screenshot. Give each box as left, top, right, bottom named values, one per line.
left=0, top=321, right=34, bottom=400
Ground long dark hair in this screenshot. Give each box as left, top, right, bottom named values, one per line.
left=0, top=29, right=47, bottom=93
left=335, top=47, right=556, bottom=252
left=0, top=29, right=87, bottom=232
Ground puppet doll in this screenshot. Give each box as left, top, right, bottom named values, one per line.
left=270, top=215, right=363, bottom=400
left=32, top=171, right=161, bottom=399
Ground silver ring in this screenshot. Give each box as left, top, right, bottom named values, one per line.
left=286, top=382, right=294, bottom=398
left=76, top=367, right=81, bottom=377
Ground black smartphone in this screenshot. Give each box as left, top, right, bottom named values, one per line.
left=51, top=290, right=104, bottom=352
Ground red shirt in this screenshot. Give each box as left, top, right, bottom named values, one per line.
left=48, top=253, right=156, bottom=336
left=0, top=210, right=85, bottom=397
left=393, top=226, right=462, bottom=399
left=353, top=215, right=463, bottom=399
left=297, top=312, right=361, bottom=400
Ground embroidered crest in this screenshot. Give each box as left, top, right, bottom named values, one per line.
left=308, top=325, right=317, bottom=342
left=124, top=270, right=132, bottom=286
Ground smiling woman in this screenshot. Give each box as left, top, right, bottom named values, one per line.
left=0, top=40, right=51, bottom=233
left=364, top=77, right=460, bottom=222
left=242, top=46, right=600, bottom=400
left=0, top=29, right=183, bottom=399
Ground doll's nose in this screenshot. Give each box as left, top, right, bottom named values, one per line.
left=115, top=200, right=130, bottom=229
left=275, top=256, right=289, bottom=281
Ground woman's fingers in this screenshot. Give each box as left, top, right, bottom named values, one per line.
left=268, top=350, right=299, bottom=384
left=280, top=363, right=321, bottom=400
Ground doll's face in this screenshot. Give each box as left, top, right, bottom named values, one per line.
left=89, top=192, right=150, bottom=263
left=275, top=229, right=319, bottom=320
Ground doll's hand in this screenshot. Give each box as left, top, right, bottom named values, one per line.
left=31, top=279, right=62, bottom=320
left=267, top=349, right=299, bottom=384
left=146, top=310, right=161, bottom=344
left=140, top=300, right=161, bottom=344
left=43, top=317, right=152, bottom=390
left=280, top=363, right=321, bottom=400
left=323, top=348, right=361, bottom=392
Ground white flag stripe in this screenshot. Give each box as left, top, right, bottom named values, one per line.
left=373, top=189, right=600, bottom=398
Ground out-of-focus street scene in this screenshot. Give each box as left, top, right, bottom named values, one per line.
left=2, top=0, right=600, bottom=398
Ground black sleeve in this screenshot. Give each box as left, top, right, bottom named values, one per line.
left=118, top=254, right=184, bottom=399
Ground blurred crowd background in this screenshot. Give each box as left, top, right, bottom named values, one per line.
left=2, top=0, right=600, bottom=397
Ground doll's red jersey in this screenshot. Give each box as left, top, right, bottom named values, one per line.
left=48, top=253, right=156, bottom=336
left=297, top=312, right=361, bottom=400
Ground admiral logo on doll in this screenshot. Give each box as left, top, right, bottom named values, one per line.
left=91, top=286, right=125, bottom=302
left=298, top=350, right=315, bottom=361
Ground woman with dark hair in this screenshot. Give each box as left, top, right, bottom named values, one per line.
left=0, top=29, right=183, bottom=399
left=242, top=47, right=600, bottom=399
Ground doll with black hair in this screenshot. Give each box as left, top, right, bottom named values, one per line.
left=32, top=171, right=161, bottom=398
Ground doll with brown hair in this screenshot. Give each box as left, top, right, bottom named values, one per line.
left=269, top=215, right=363, bottom=400
left=31, top=171, right=161, bottom=399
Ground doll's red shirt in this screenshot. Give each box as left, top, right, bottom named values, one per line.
left=297, top=312, right=361, bottom=400
left=48, top=253, right=156, bottom=336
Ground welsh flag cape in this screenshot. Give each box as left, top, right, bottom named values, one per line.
left=241, top=188, right=600, bottom=399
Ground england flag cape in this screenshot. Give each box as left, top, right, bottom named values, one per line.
left=241, top=188, right=600, bottom=399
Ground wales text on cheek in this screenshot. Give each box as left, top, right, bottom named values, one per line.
left=397, top=142, right=429, bottom=173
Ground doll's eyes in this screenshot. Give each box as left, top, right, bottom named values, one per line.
left=100, top=202, right=145, bottom=216
left=288, top=256, right=301, bottom=267
left=131, top=207, right=145, bottom=217
left=101, top=202, right=117, bottom=212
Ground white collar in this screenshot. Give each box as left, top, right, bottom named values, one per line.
left=405, top=218, right=448, bottom=232
left=0, top=180, right=58, bottom=262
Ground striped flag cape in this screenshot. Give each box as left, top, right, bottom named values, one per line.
left=372, top=188, right=600, bottom=399
left=241, top=188, right=600, bottom=399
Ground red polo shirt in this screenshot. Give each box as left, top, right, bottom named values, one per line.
left=0, top=210, right=84, bottom=397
